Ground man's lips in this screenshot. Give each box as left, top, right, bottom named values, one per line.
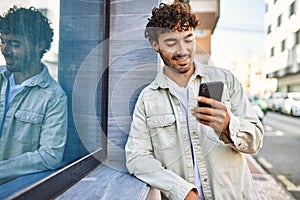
left=174, top=56, right=190, bottom=65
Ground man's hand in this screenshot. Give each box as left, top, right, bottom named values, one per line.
left=192, top=96, right=231, bottom=138
left=184, top=189, right=198, bottom=200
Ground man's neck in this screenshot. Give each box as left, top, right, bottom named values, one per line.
left=164, top=65, right=195, bottom=87
left=13, top=64, right=43, bottom=85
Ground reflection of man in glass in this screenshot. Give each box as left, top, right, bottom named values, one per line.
left=0, top=6, right=67, bottom=184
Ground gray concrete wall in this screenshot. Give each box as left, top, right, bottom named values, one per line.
left=59, top=0, right=107, bottom=163
left=59, top=0, right=160, bottom=168
left=107, top=0, right=159, bottom=171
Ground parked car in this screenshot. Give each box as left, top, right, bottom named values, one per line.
left=254, top=96, right=268, bottom=114
left=280, top=92, right=300, bottom=116
left=252, top=104, right=264, bottom=122
left=267, top=92, right=287, bottom=112
left=248, top=95, right=265, bottom=122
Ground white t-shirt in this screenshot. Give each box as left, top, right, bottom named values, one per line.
left=7, top=74, right=37, bottom=109
left=166, top=76, right=205, bottom=199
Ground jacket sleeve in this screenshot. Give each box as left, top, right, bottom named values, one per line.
left=0, top=92, right=68, bottom=184
left=219, top=72, right=264, bottom=154
left=125, top=93, right=196, bottom=200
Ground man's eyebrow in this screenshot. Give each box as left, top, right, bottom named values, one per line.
left=184, top=33, right=193, bottom=39
left=9, top=40, right=21, bottom=43
left=0, top=38, right=21, bottom=43
left=163, top=33, right=194, bottom=43
left=5, top=39, right=22, bottom=45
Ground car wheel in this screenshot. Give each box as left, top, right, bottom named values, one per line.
left=291, top=107, right=299, bottom=116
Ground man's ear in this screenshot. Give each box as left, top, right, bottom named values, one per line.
left=150, top=40, right=159, bottom=52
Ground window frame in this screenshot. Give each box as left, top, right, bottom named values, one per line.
left=290, top=1, right=296, bottom=17
left=277, top=14, right=282, bottom=27
left=296, top=30, right=300, bottom=45
left=4, top=0, right=111, bottom=199
left=271, top=47, right=275, bottom=57
left=281, top=39, right=286, bottom=52
left=267, top=25, right=272, bottom=34
left=8, top=150, right=103, bottom=199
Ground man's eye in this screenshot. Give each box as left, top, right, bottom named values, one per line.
left=185, top=39, right=193, bottom=43
left=166, top=42, right=176, bottom=47
left=10, top=42, right=21, bottom=48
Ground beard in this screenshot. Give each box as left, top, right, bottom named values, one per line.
left=4, top=50, right=35, bottom=73
left=158, top=50, right=193, bottom=74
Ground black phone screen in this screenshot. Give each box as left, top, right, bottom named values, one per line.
left=198, top=81, right=224, bottom=107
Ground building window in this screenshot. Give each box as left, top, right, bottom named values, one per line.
left=271, top=47, right=275, bottom=57
left=290, top=1, right=296, bottom=17
left=296, top=30, right=300, bottom=45
left=277, top=15, right=282, bottom=27
left=267, top=25, right=272, bottom=34
left=195, top=29, right=207, bottom=38
left=281, top=39, right=286, bottom=51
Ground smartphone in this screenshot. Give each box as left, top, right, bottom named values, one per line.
left=198, top=81, right=224, bottom=107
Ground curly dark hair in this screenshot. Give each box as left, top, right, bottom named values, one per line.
left=0, top=6, right=53, bottom=58
left=145, top=1, right=199, bottom=42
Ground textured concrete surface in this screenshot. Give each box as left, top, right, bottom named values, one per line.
left=247, top=155, right=296, bottom=200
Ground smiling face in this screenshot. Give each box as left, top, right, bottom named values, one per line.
left=151, top=28, right=196, bottom=78
left=0, top=34, right=41, bottom=74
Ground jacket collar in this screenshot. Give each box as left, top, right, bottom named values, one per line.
left=0, top=66, right=11, bottom=80
left=0, top=63, right=51, bottom=88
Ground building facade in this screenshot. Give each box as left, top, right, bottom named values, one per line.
left=265, top=0, right=300, bottom=92
left=191, top=0, right=220, bottom=64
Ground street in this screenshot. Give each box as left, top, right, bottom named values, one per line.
left=253, top=111, right=300, bottom=199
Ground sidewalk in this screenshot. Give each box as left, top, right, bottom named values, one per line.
left=246, top=155, right=296, bottom=200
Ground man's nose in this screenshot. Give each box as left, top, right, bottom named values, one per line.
left=176, top=42, right=188, bottom=55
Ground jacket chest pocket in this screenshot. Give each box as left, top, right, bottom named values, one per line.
left=146, top=114, right=177, bottom=151
left=13, top=110, right=44, bottom=145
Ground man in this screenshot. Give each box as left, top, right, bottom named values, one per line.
left=0, top=6, right=67, bottom=184
left=125, top=1, right=264, bottom=199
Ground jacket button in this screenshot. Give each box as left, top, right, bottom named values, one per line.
left=204, top=178, right=208, bottom=182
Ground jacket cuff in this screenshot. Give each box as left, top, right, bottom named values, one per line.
left=218, top=110, right=239, bottom=145
left=220, top=110, right=259, bottom=153
left=166, top=181, right=197, bottom=200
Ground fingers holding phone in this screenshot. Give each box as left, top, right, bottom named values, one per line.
left=197, top=96, right=221, bottom=108
left=198, top=81, right=224, bottom=107
left=194, top=81, right=224, bottom=116
left=192, top=81, right=230, bottom=135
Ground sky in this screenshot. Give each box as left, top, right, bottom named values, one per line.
left=210, top=0, right=266, bottom=68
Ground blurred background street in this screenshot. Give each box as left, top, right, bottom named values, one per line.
left=254, top=110, right=300, bottom=199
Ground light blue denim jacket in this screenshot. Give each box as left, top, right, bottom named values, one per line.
left=125, top=63, right=264, bottom=200
left=0, top=65, right=68, bottom=184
